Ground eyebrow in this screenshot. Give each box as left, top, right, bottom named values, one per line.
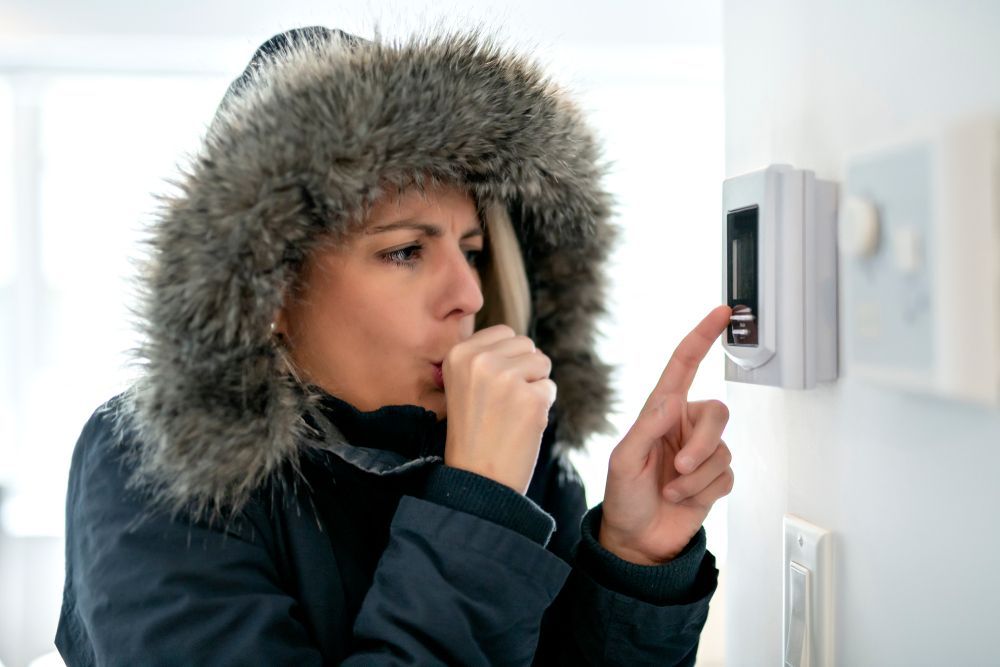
left=365, top=220, right=484, bottom=239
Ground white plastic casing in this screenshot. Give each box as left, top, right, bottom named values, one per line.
left=721, top=164, right=839, bottom=389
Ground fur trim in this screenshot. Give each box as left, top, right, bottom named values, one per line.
left=117, top=27, right=622, bottom=519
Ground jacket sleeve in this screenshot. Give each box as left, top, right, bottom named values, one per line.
left=403, top=454, right=720, bottom=666
left=530, top=450, right=721, bottom=666
left=57, top=404, right=573, bottom=667
left=344, top=477, right=571, bottom=665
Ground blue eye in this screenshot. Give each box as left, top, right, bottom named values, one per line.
left=382, top=244, right=423, bottom=267
left=380, top=244, right=483, bottom=269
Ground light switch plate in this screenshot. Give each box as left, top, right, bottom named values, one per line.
left=783, top=514, right=834, bottom=667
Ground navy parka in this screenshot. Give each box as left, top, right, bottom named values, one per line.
left=56, top=390, right=718, bottom=665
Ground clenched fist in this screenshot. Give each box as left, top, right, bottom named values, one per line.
left=441, top=325, right=557, bottom=495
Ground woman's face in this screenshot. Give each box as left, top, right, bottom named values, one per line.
left=275, top=182, right=485, bottom=420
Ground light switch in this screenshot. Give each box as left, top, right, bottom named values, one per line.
left=783, top=515, right=833, bottom=666
left=841, top=195, right=880, bottom=258
left=784, top=561, right=810, bottom=667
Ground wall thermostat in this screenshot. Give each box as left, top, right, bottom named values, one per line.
left=721, top=164, right=839, bottom=389
left=840, top=116, right=1000, bottom=407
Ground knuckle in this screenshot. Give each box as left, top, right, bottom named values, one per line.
left=465, top=352, right=482, bottom=374
left=528, top=379, right=547, bottom=400
left=723, top=468, right=735, bottom=493
left=607, top=447, right=627, bottom=474
left=540, top=353, right=553, bottom=375
left=646, top=392, right=669, bottom=417
left=530, top=404, right=549, bottom=429
left=671, top=480, right=690, bottom=498
left=711, top=399, right=730, bottom=422
left=535, top=379, right=557, bottom=409
left=469, top=351, right=494, bottom=376
left=498, top=362, right=518, bottom=382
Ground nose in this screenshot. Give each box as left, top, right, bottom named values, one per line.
left=440, top=244, right=484, bottom=319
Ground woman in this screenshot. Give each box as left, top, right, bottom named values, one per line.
left=56, top=25, right=733, bottom=665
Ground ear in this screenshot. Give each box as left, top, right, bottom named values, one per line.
left=272, top=307, right=289, bottom=338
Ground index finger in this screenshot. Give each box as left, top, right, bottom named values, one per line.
left=653, top=304, right=732, bottom=397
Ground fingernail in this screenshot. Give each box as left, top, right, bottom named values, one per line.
left=666, top=488, right=682, bottom=502
left=677, top=456, right=694, bottom=472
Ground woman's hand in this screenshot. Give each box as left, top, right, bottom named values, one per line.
left=442, top=325, right=557, bottom=495
left=599, top=305, right=735, bottom=565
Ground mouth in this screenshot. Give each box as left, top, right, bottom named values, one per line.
left=430, top=361, right=444, bottom=389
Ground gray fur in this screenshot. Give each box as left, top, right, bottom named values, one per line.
left=114, top=27, right=623, bottom=520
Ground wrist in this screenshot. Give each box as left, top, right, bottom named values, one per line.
left=419, top=464, right=555, bottom=546
left=597, top=518, right=682, bottom=565
left=577, top=506, right=714, bottom=605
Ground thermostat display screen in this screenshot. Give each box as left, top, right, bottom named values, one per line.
left=727, top=205, right=759, bottom=346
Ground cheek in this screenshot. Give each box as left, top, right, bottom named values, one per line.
left=288, top=253, right=429, bottom=381
left=314, top=281, right=417, bottom=358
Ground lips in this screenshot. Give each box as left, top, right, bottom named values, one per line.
left=431, top=362, right=444, bottom=389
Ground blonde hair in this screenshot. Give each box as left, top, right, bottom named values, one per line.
left=355, top=177, right=533, bottom=336
left=475, top=199, right=532, bottom=336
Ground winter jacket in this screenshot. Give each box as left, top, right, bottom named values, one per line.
left=54, top=25, right=720, bottom=666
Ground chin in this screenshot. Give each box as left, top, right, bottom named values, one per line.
left=426, top=392, right=446, bottom=420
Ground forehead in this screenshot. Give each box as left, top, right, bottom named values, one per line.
left=360, top=181, right=483, bottom=233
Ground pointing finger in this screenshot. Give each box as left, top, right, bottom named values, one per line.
left=647, top=305, right=731, bottom=402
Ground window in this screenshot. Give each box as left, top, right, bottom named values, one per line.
left=0, top=77, right=12, bottom=286
left=0, top=78, right=14, bottom=507
left=1, top=73, right=228, bottom=536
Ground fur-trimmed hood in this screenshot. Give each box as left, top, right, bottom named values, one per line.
left=114, top=25, right=621, bottom=519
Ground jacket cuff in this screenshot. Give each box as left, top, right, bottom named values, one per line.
left=574, top=502, right=708, bottom=605
left=416, top=464, right=556, bottom=548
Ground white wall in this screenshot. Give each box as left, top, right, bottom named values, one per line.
left=723, top=1, right=1000, bottom=664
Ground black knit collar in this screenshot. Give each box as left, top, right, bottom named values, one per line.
left=314, top=389, right=448, bottom=460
